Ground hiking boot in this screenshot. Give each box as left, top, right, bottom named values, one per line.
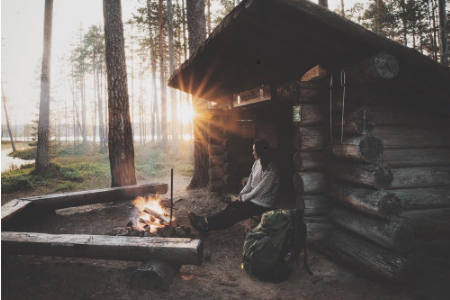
left=188, top=212, right=209, bottom=237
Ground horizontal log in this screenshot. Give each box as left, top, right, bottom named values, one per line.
left=327, top=184, right=401, bottom=219
left=222, top=138, right=254, bottom=151
left=209, top=179, right=225, bottom=192
left=209, top=155, right=224, bottom=166
left=274, top=80, right=327, bottom=102
left=331, top=163, right=393, bottom=190
left=1, top=232, right=203, bottom=265
left=305, top=216, right=334, bottom=243
left=209, top=166, right=225, bottom=180
left=236, top=153, right=255, bottom=165
left=371, top=126, right=450, bottom=149
left=223, top=162, right=237, bottom=175
left=1, top=200, right=32, bottom=225
left=378, top=148, right=450, bottom=167
left=329, top=207, right=414, bottom=252
left=367, top=107, right=448, bottom=127
left=390, top=187, right=450, bottom=209
left=24, top=184, right=168, bottom=210
left=320, top=229, right=413, bottom=281
left=333, top=108, right=376, bottom=135
left=303, top=195, right=330, bottom=216
left=208, top=129, right=226, bottom=145
left=293, top=172, right=328, bottom=195
left=293, top=152, right=327, bottom=171
left=389, top=167, right=450, bottom=189
left=208, top=144, right=225, bottom=155
left=400, top=208, right=450, bottom=237
left=331, top=135, right=384, bottom=163
left=223, top=151, right=237, bottom=162
left=293, top=103, right=324, bottom=126
left=131, top=259, right=180, bottom=290
left=343, top=52, right=399, bottom=84
left=293, top=127, right=328, bottom=151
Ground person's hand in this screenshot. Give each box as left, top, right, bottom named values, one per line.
left=237, top=195, right=242, bottom=202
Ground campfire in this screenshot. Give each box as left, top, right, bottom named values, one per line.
left=112, top=194, right=191, bottom=238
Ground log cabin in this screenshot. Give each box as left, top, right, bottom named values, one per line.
left=168, top=0, right=450, bottom=281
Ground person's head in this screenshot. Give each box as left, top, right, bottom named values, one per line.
left=253, top=138, right=274, bottom=171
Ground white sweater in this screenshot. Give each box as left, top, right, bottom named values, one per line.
left=240, top=159, right=280, bottom=208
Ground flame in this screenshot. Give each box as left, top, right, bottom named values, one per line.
left=132, top=194, right=172, bottom=233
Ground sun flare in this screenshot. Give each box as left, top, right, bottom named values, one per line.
left=179, top=103, right=195, bottom=125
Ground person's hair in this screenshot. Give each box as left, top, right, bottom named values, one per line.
left=254, top=138, right=276, bottom=172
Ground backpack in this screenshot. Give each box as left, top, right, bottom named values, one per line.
left=242, top=209, right=312, bottom=282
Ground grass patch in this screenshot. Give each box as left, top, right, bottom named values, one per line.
left=2, top=140, right=194, bottom=194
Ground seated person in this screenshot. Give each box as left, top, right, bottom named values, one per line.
left=188, top=138, right=280, bottom=236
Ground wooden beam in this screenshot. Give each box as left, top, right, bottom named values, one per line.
left=23, top=183, right=168, bottom=210
left=331, top=163, right=393, bottom=190
left=1, top=232, right=203, bottom=265
left=379, top=148, right=450, bottom=167
left=293, top=172, right=328, bottom=195
left=400, top=208, right=450, bottom=237
left=327, top=184, right=401, bottom=219
left=329, top=207, right=414, bottom=253
left=343, top=52, right=399, bottom=84
left=301, top=65, right=328, bottom=82
left=293, top=152, right=327, bottom=171
left=371, top=126, right=450, bottom=149
left=390, top=167, right=450, bottom=189
left=331, top=135, right=384, bottom=163
left=293, top=127, right=328, bottom=151
left=293, top=104, right=324, bottom=126
left=1, top=199, right=32, bottom=224
left=305, top=216, right=334, bottom=243
left=390, top=187, right=450, bottom=209
left=303, top=195, right=330, bottom=216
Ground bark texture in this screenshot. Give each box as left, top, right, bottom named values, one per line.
left=103, top=0, right=137, bottom=187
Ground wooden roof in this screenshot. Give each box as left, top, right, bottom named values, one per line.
left=168, top=0, right=450, bottom=105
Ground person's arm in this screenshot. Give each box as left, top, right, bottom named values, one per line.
left=239, top=172, right=253, bottom=195
left=240, top=170, right=279, bottom=202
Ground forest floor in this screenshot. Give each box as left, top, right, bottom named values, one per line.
left=2, top=174, right=450, bottom=300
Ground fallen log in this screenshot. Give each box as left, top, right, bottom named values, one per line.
left=400, top=208, right=450, bottom=237
left=329, top=207, right=414, bottom=252
left=293, top=127, right=327, bottom=151
left=1, top=199, right=32, bottom=225
left=24, top=183, right=168, bottom=211
left=320, top=229, right=413, bottom=281
left=1, top=232, right=203, bottom=265
left=130, top=259, right=181, bottom=290
left=343, top=52, right=399, bottom=84
left=379, top=148, right=450, bottom=167
left=293, top=152, right=327, bottom=171
left=293, top=172, right=328, bottom=195
left=371, top=126, right=450, bottom=148
left=304, top=216, right=334, bottom=243
left=331, top=163, right=393, bottom=190
left=303, top=195, right=330, bottom=216
left=293, top=103, right=324, bottom=126
left=389, top=166, right=450, bottom=189
left=327, top=184, right=401, bottom=219
left=331, top=135, right=384, bottom=163
left=390, top=187, right=450, bottom=209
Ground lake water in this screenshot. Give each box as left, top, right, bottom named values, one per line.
left=1, top=147, right=35, bottom=173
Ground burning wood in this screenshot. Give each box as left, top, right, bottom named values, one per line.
left=144, top=207, right=170, bottom=224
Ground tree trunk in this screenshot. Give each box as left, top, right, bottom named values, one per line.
left=340, top=0, right=345, bottom=17
left=186, top=0, right=208, bottom=189
left=1, top=82, right=16, bottom=152
left=437, top=0, right=448, bottom=66
left=35, top=0, right=53, bottom=173
left=159, top=0, right=168, bottom=148
left=103, top=0, right=137, bottom=187
left=375, top=0, right=383, bottom=34
left=167, top=0, right=179, bottom=153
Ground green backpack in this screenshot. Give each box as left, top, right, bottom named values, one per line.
left=242, top=209, right=312, bottom=282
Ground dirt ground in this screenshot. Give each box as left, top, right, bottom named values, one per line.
left=2, top=174, right=449, bottom=300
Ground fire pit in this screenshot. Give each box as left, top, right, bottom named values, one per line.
left=1, top=183, right=203, bottom=290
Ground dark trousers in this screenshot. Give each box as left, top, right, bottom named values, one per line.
left=207, top=200, right=272, bottom=230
